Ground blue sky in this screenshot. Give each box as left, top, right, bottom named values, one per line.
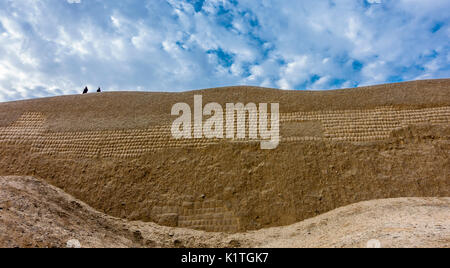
left=0, top=0, right=449, bottom=102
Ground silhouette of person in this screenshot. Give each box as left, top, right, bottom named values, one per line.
left=97, top=87, right=101, bottom=93
left=83, top=86, right=88, bottom=94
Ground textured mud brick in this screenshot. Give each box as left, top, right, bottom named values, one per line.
left=157, top=213, right=179, bottom=227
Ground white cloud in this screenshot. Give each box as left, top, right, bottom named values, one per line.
left=0, top=0, right=448, bottom=102
left=277, top=55, right=309, bottom=90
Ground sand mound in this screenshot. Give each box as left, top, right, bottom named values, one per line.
left=1, top=176, right=448, bottom=248
left=0, top=79, right=449, bottom=233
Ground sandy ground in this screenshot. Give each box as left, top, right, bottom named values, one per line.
left=1, top=176, right=448, bottom=248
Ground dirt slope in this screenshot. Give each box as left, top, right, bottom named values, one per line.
left=1, top=176, right=448, bottom=248
left=0, top=79, right=448, bottom=131
left=0, top=79, right=449, bottom=232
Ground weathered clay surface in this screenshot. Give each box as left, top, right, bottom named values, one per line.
left=0, top=80, right=449, bottom=232
left=1, top=176, right=448, bottom=248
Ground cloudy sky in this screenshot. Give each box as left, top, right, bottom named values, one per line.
left=0, top=0, right=449, bottom=102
